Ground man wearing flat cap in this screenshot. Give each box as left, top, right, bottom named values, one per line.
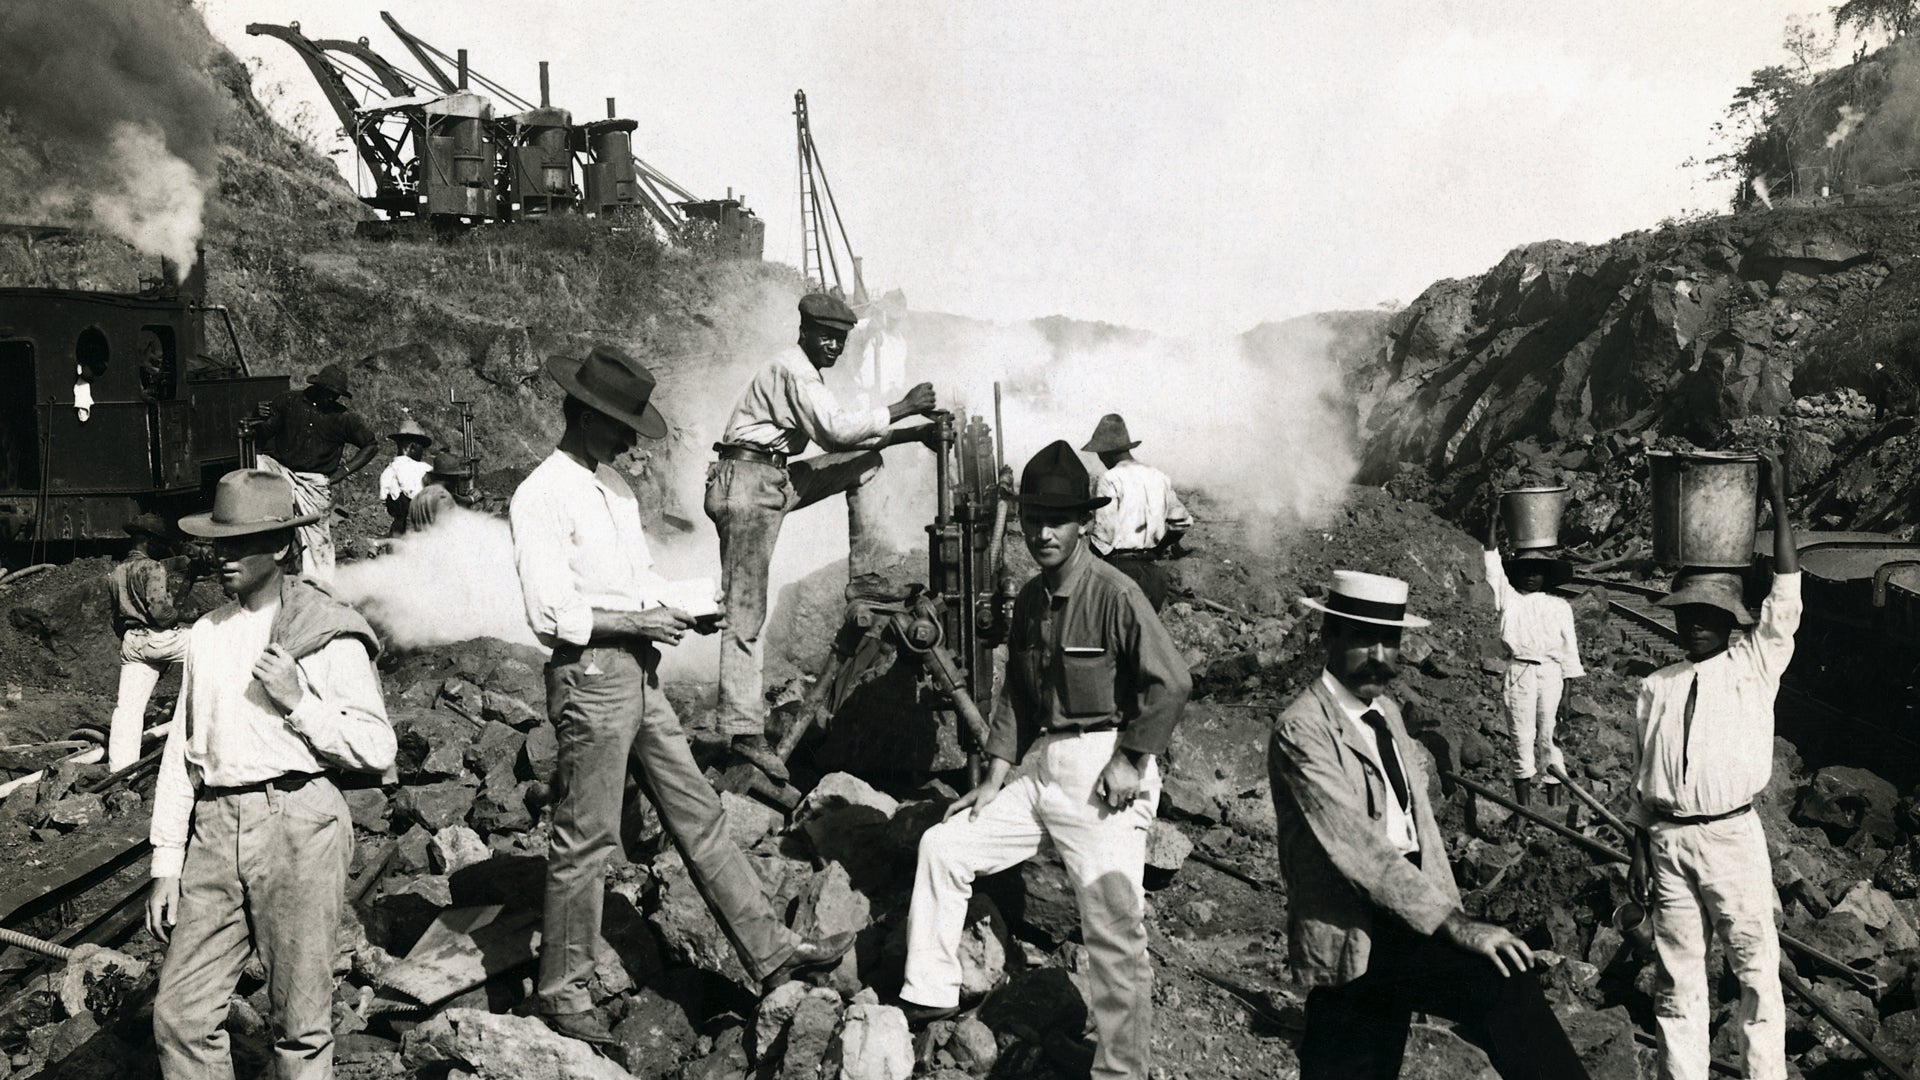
left=250, top=362, right=380, bottom=582
left=1627, top=451, right=1797, bottom=1080
left=105, top=512, right=191, bottom=773
left=900, top=440, right=1190, bottom=1080
left=1083, top=413, right=1192, bottom=612
left=146, top=469, right=396, bottom=1079
left=1272, top=570, right=1587, bottom=1078
left=510, top=345, right=854, bottom=1047
left=706, top=291, right=941, bottom=780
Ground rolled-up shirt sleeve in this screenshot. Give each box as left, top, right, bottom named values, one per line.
left=150, top=649, right=198, bottom=878
left=788, top=369, right=890, bottom=451
left=285, top=638, right=395, bottom=774
left=510, top=485, right=593, bottom=647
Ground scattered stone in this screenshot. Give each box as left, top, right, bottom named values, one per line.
left=465, top=721, right=526, bottom=776
left=958, top=902, right=1010, bottom=999
left=1145, top=820, right=1192, bottom=878
left=947, top=1016, right=998, bottom=1072
left=754, top=980, right=809, bottom=1064
left=778, top=988, right=846, bottom=1080
left=55, top=944, right=147, bottom=1020
left=1161, top=704, right=1271, bottom=822
left=43, top=792, right=104, bottom=830
left=1470, top=793, right=1513, bottom=836
left=342, top=787, right=391, bottom=833
left=609, top=976, right=701, bottom=1076
left=394, top=780, right=478, bottom=831
left=393, top=709, right=480, bottom=781
left=1834, top=881, right=1900, bottom=932
left=481, top=690, right=544, bottom=730
left=522, top=725, right=559, bottom=785
left=721, top=791, right=785, bottom=850
left=429, top=826, right=492, bottom=875
left=402, top=1008, right=631, bottom=1080
left=1794, top=767, right=1899, bottom=846
left=828, top=1003, right=913, bottom=1080
left=1559, top=1005, right=1638, bottom=1080
left=26, top=1012, right=99, bottom=1064
left=650, top=848, right=755, bottom=991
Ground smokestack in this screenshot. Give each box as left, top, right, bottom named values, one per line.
left=457, top=49, right=468, bottom=90
left=607, top=97, right=616, bottom=119
left=539, top=61, right=550, bottom=107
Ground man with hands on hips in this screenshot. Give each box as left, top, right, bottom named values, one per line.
left=899, top=440, right=1191, bottom=1080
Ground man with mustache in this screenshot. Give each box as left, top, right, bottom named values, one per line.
left=1627, top=451, right=1797, bottom=1080
left=1271, top=570, right=1587, bottom=1079
left=706, top=292, right=940, bottom=782
left=899, top=440, right=1190, bottom=1080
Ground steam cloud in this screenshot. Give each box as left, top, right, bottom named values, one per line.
left=331, top=509, right=540, bottom=652
left=0, top=0, right=228, bottom=266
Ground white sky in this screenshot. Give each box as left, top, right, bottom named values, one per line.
left=197, top=1, right=1845, bottom=336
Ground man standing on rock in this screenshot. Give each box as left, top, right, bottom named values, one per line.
left=250, top=362, right=380, bottom=582
left=1627, top=451, right=1797, bottom=1080
left=106, top=512, right=191, bottom=773
left=146, top=469, right=397, bottom=1080
left=1084, top=413, right=1192, bottom=612
left=1271, top=569, right=1588, bottom=1079
left=511, top=344, right=853, bottom=1047
left=707, top=292, right=940, bottom=781
left=901, top=440, right=1190, bottom=1080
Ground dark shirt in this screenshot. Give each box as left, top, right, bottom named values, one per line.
left=256, top=390, right=376, bottom=475
left=986, top=546, right=1191, bottom=762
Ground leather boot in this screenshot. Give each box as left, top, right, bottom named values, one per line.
left=1544, top=782, right=1564, bottom=809
left=1512, top=778, right=1533, bottom=809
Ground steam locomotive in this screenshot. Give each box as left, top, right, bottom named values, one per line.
left=1762, top=531, right=1920, bottom=731
left=0, top=252, right=286, bottom=554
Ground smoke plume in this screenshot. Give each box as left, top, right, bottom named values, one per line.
left=0, top=0, right=228, bottom=266
left=331, top=510, right=540, bottom=653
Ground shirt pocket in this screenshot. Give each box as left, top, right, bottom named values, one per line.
left=1059, top=646, right=1117, bottom=717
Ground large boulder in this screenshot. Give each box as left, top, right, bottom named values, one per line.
left=827, top=1004, right=913, bottom=1080
left=649, top=847, right=755, bottom=992
left=1794, top=766, right=1900, bottom=847
left=1161, top=703, right=1271, bottom=824
left=401, top=1008, right=631, bottom=1080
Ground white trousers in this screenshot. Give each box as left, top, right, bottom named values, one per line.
left=1502, top=662, right=1565, bottom=781
left=904, top=730, right=1159, bottom=1080
left=1650, top=811, right=1783, bottom=1080
left=108, top=626, right=189, bottom=772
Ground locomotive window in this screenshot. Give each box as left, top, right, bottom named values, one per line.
left=138, top=326, right=178, bottom=400
left=75, top=327, right=109, bottom=380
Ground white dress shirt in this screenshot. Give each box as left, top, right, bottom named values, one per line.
left=1627, top=572, right=1801, bottom=826
left=508, top=449, right=671, bottom=649
left=1483, top=551, right=1586, bottom=676
left=1319, top=669, right=1420, bottom=856
left=719, top=348, right=891, bottom=456
left=150, top=599, right=395, bottom=876
left=379, top=454, right=433, bottom=500
left=1091, top=460, right=1192, bottom=555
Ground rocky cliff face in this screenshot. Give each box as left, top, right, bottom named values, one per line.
left=1351, top=192, right=1920, bottom=542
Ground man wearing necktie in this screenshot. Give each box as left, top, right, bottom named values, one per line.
left=1626, top=451, right=1798, bottom=1080
left=1270, top=570, right=1587, bottom=1079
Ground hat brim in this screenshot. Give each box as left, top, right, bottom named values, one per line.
left=1298, top=596, right=1431, bottom=629
left=1504, top=557, right=1573, bottom=588
left=1081, top=439, right=1142, bottom=454
left=390, top=433, right=433, bottom=446
left=1655, top=591, right=1755, bottom=627
left=1016, top=493, right=1111, bottom=513
left=546, top=355, right=668, bottom=439
left=177, top=510, right=324, bottom=539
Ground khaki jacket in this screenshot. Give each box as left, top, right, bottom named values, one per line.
left=1267, top=677, right=1461, bottom=986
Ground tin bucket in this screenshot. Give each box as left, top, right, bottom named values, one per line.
left=1612, top=900, right=1654, bottom=953
left=1500, top=486, right=1570, bottom=551
left=1648, top=451, right=1759, bottom=568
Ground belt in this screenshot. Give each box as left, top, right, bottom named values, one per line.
left=202, top=772, right=325, bottom=799
left=1041, top=720, right=1122, bottom=736
left=714, top=443, right=787, bottom=469
left=1105, top=549, right=1164, bottom=562
left=1656, top=803, right=1752, bottom=826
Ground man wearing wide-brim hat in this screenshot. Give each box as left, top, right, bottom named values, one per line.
left=378, top=418, right=435, bottom=537
left=901, top=440, right=1191, bottom=1080
left=1081, top=413, right=1192, bottom=612
left=405, top=451, right=477, bottom=534
left=509, top=344, right=854, bottom=1046
left=1626, top=452, right=1799, bottom=1080
left=249, top=361, right=380, bottom=582
left=705, top=291, right=943, bottom=781
left=145, top=468, right=395, bottom=1080
left=1272, top=569, right=1588, bottom=1078
left=105, top=512, right=191, bottom=773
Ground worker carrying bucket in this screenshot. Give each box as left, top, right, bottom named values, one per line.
left=1482, top=485, right=1583, bottom=810
left=1627, top=450, right=1797, bottom=1080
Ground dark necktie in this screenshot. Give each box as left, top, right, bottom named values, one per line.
left=1681, top=674, right=1699, bottom=781
left=1361, top=709, right=1410, bottom=811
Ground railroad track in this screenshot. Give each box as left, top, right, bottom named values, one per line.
left=1560, top=575, right=1684, bottom=661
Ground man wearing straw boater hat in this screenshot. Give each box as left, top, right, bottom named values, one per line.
left=105, top=512, right=192, bottom=773
left=145, top=469, right=395, bottom=1080
left=510, top=344, right=854, bottom=1047
left=377, top=417, right=434, bottom=536
left=1082, top=413, right=1192, bottom=612
left=1627, top=451, right=1798, bottom=1080
left=250, top=362, right=381, bottom=582
left=1482, top=494, right=1584, bottom=811
left=1272, top=570, right=1588, bottom=1079
left=899, top=440, right=1190, bottom=1080
left=706, top=292, right=942, bottom=782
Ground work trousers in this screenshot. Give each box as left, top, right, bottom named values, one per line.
left=153, top=778, right=353, bottom=1080
left=704, top=451, right=884, bottom=737
left=1649, top=811, right=1783, bottom=1080
left=256, top=455, right=334, bottom=583
left=904, top=731, right=1159, bottom=1080
left=1102, top=553, right=1170, bottom=612
left=538, top=643, right=798, bottom=1013
left=1502, top=661, right=1565, bottom=782
left=1298, top=920, right=1587, bottom=1080
left=109, top=625, right=189, bottom=772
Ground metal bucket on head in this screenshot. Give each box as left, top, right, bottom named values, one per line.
left=1499, top=486, right=1570, bottom=551
left=1648, top=451, right=1759, bottom=568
